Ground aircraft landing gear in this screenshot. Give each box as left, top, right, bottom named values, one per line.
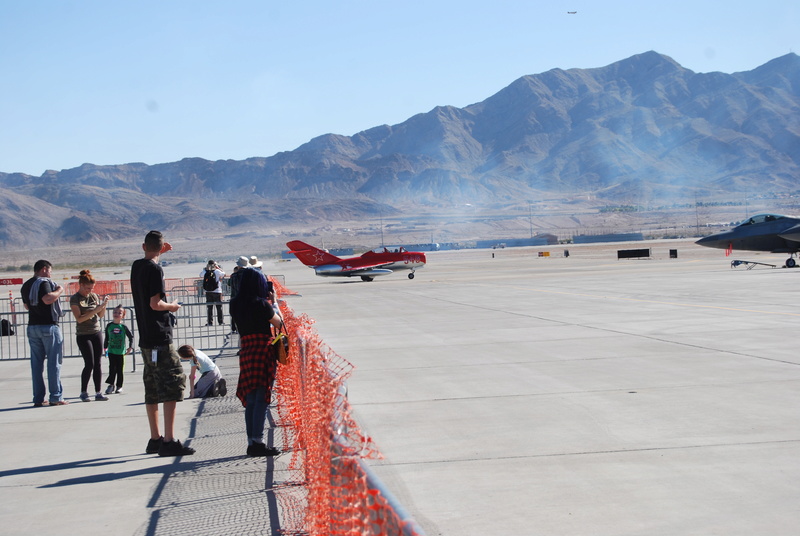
left=408, top=272, right=415, bottom=279
left=786, top=256, right=797, bottom=268
left=361, top=275, right=374, bottom=282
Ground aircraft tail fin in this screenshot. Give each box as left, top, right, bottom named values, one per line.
left=286, top=240, right=341, bottom=267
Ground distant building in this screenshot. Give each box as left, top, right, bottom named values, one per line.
left=573, top=233, right=644, bottom=244
left=476, top=235, right=557, bottom=249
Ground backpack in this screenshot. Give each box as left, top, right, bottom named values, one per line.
left=203, top=269, right=218, bottom=291
left=0, top=318, right=14, bottom=336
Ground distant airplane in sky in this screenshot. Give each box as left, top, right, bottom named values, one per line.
left=286, top=240, right=427, bottom=281
left=695, top=213, right=800, bottom=267
left=568, top=11, right=577, bottom=14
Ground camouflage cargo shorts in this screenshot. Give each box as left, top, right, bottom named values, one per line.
left=141, top=345, right=186, bottom=404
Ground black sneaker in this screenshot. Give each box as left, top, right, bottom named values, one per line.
left=246, top=442, right=280, bottom=457
left=158, top=439, right=195, bottom=457
left=217, top=378, right=227, bottom=397
left=146, top=436, right=163, bottom=454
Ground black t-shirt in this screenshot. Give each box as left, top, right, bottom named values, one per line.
left=230, top=296, right=274, bottom=336
left=229, top=269, right=242, bottom=299
left=21, top=276, right=60, bottom=325
left=130, top=258, right=172, bottom=348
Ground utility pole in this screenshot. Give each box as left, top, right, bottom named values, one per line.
left=380, top=209, right=384, bottom=247
left=695, top=192, right=700, bottom=236
left=529, top=202, right=534, bottom=239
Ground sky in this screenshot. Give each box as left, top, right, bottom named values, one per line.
left=1, top=1, right=798, bottom=176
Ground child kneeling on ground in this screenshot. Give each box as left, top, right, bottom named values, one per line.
left=178, top=345, right=227, bottom=399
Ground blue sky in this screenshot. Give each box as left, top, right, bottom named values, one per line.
left=1, top=1, right=797, bottom=176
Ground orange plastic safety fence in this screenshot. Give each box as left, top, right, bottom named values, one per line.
left=270, top=278, right=424, bottom=536
left=65, top=279, right=126, bottom=296
left=65, top=278, right=192, bottom=297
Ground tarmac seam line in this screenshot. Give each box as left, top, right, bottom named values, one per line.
left=351, top=377, right=800, bottom=406
left=414, top=292, right=800, bottom=367
left=373, top=438, right=800, bottom=467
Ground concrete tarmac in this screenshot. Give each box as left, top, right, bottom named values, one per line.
left=279, top=239, right=800, bottom=535
left=2, top=239, right=800, bottom=535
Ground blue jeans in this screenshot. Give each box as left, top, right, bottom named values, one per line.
left=28, top=324, right=64, bottom=403
left=244, top=388, right=267, bottom=444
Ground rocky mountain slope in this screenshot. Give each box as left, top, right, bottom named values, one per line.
left=1, top=51, right=798, bottom=247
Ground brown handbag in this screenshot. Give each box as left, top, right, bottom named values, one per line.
left=271, top=319, right=289, bottom=365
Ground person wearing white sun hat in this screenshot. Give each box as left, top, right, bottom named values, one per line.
left=248, top=256, right=263, bottom=270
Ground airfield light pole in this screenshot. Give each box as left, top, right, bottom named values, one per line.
left=745, top=189, right=750, bottom=219
left=695, top=193, right=700, bottom=236
left=529, top=202, right=534, bottom=239
left=379, top=209, right=385, bottom=247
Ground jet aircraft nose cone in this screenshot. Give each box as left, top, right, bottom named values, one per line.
left=695, top=232, right=731, bottom=250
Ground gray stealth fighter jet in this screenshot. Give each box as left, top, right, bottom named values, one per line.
left=695, top=213, right=800, bottom=267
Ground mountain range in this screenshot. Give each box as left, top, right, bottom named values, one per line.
left=1, top=50, right=798, bottom=248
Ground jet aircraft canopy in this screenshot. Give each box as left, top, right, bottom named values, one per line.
left=371, top=246, right=408, bottom=254
left=737, top=214, right=788, bottom=226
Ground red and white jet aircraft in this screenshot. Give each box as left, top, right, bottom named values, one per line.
left=286, top=240, right=426, bottom=281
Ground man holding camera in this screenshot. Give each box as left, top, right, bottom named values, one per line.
left=200, top=260, right=225, bottom=326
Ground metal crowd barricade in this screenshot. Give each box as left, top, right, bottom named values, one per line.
left=0, top=310, right=27, bottom=361
left=0, top=274, right=286, bottom=363
left=0, top=296, right=137, bottom=362
left=0, top=277, right=253, bottom=361
left=168, top=301, right=234, bottom=352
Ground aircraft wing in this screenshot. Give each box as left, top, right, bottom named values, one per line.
left=313, top=264, right=393, bottom=277
left=346, top=268, right=394, bottom=276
